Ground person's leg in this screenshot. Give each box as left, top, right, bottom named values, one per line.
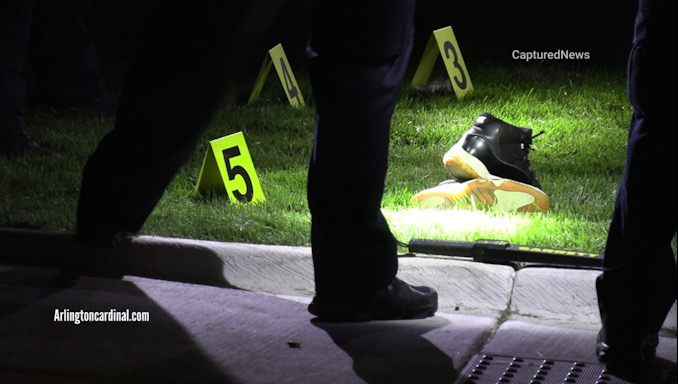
left=596, top=113, right=677, bottom=358
left=596, top=0, right=677, bottom=368
left=76, top=1, right=284, bottom=246
left=306, top=0, right=437, bottom=320
left=0, top=0, right=51, bottom=156
left=29, top=0, right=112, bottom=113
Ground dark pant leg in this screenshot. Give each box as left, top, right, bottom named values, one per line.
left=29, top=0, right=108, bottom=107
left=76, top=1, right=284, bottom=237
left=597, top=0, right=677, bottom=342
left=307, top=0, right=416, bottom=300
left=0, top=0, right=33, bottom=133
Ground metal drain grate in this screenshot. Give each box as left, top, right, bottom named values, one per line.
left=454, top=354, right=634, bottom=384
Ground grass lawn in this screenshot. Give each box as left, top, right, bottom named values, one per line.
left=2, top=61, right=654, bottom=255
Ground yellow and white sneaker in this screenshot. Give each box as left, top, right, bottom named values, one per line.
left=412, top=178, right=550, bottom=213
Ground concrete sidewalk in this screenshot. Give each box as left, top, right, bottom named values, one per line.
left=1, top=228, right=676, bottom=383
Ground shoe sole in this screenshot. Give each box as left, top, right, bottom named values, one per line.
left=443, top=141, right=492, bottom=181
left=413, top=178, right=550, bottom=213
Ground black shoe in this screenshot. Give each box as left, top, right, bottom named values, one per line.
left=308, top=277, right=438, bottom=322
left=443, top=112, right=543, bottom=189
left=0, top=128, right=58, bottom=157
left=596, top=327, right=659, bottom=370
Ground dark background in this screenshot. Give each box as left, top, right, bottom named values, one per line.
left=89, top=1, right=638, bottom=82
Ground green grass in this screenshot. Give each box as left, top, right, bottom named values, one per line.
left=1, top=62, right=657, bottom=255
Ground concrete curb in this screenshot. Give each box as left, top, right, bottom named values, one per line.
left=1, top=227, right=676, bottom=383
left=1, top=227, right=675, bottom=332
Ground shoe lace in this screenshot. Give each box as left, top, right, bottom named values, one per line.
left=522, top=130, right=545, bottom=154
left=532, top=130, right=545, bottom=139
left=518, top=131, right=544, bottom=187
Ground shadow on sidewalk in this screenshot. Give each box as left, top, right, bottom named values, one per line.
left=0, top=264, right=238, bottom=383
left=311, top=316, right=459, bottom=384
left=0, top=228, right=234, bottom=288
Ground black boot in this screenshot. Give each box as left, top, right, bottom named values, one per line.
left=444, top=112, right=543, bottom=190
left=308, top=278, right=438, bottom=322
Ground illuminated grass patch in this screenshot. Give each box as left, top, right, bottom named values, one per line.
left=6, top=63, right=669, bottom=255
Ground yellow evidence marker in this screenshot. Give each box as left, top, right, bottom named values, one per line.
left=194, top=131, right=265, bottom=204
left=412, top=26, right=473, bottom=99
left=248, top=43, right=304, bottom=107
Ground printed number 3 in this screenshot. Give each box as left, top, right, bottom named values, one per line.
left=222, top=146, right=254, bottom=202
left=443, top=41, right=467, bottom=90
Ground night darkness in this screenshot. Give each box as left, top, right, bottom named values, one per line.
left=90, top=0, right=638, bottom=81
left=411, top=1, right=638, bottom=66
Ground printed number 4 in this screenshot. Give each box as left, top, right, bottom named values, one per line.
left=443, top=41, right=467, bottom=90
left=222, top=146, right=254, bottom=202
left=280, top=58, right=300, bottom=103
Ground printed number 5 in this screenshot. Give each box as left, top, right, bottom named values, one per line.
left=443, top=41, right=467, bottom=90
left=222, top=146, right=254, bottom=202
